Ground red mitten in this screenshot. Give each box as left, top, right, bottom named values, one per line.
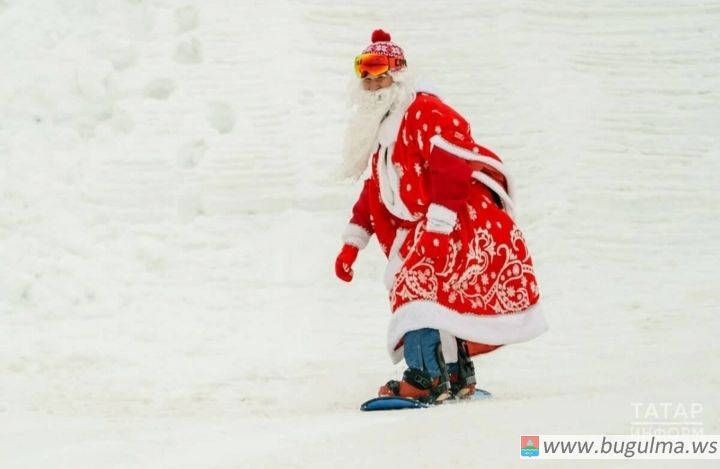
left=335, top=244, right=359, bottom=282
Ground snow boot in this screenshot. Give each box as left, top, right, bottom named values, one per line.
left=377, top=329, right=452, bottom=403
left=378, top=367, right=451, bottom=403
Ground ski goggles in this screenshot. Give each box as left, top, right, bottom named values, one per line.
left=354, top=53, right=407, bottom=78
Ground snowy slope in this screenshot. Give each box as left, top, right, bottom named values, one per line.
left=1, top=0, right=719, bottom=468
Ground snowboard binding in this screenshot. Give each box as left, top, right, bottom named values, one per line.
left=378, top=343, right=452, bottom=403
left=378, top=367, right=450, bottom=403
left=449, top=339, right=476, bottom=399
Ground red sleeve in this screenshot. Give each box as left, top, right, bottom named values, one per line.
left=428, top=145, right=473, bottom=213
left=349, top=178, right=374, bottom=235
left=410, top=95, right=474, bottom=212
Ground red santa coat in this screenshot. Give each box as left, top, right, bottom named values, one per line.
left=342, top=90, right=547, bottom=364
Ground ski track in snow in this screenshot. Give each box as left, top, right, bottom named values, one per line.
left=0, top=0, right=719, bottom=468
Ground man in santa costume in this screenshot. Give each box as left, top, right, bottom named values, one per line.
left=335, top=30, right=548, bottom=402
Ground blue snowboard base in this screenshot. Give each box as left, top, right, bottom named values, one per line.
left=360, top=389, right=491, bottom=411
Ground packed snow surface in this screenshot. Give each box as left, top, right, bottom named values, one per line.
left=1, top=0, right=718, bottom=468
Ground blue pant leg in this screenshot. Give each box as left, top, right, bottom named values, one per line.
left=418, top=329, right=441, bottom=377
left=402, top=328, right=441, bottom=378
left=403, top=329, right=423, bottom=370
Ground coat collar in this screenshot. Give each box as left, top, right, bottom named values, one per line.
left=376, top=82, right=439, bottom=147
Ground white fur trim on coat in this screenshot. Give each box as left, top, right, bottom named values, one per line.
left=341, top=223, right=371, bottom=250
left=383, top=228, right=409, bottom=290
left=374, top=95, right=423, bottom=222
left=472, top=171, right=515, bottom=216
left=426, top=203, right=457, bottom=234
left=439, top=330, right=459, bottom=363
left=376, top=145, right=421, bottom=222
left=387, top=301, right=547, bottom=363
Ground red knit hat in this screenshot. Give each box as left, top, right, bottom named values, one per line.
left=361, top=29, right=406, bottom=61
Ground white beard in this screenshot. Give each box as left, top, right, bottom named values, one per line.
left=339, top=70, right=416, bottom=180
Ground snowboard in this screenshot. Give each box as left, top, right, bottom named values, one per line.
left=360, top=388, right=492, bottom=411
